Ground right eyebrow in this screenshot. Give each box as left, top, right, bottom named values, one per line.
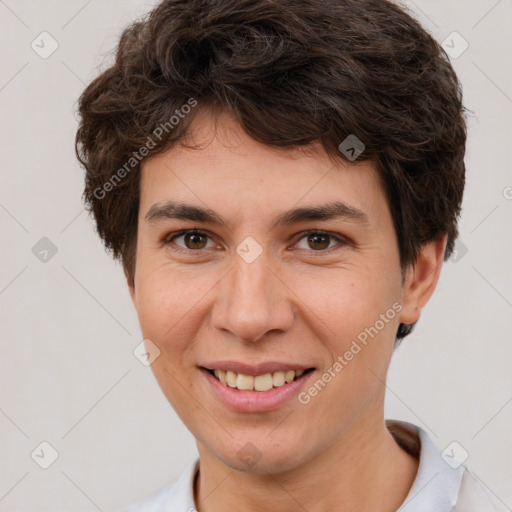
left=145, top=202, right=229, bottom=227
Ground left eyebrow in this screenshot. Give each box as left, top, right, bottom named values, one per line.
left=269, top=201, right=369, bottom=230
left=144, top=200, right=369, bottom=229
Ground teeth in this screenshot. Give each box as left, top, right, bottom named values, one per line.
left=217, top=369, right=227, bottom=385
left=285, top=370, right=295, bottom=383
left=211, top=368, right=308, bottom=391
left=272, top=371, right=285, bottom=387
left=254, top=374, right=273, bottom=391
left=226, top=371, right=237, bottom=388
left=236, top=373, right=254, bottom=390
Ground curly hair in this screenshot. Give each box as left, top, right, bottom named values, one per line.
left=75, top=0, right=467, bottom=340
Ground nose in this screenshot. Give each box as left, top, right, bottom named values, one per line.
left=211, top=250, right=295, bottom=343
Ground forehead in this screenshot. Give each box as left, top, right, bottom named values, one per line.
left=139, top=111, right=388, bottom=227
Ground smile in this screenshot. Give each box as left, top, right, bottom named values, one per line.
left=207, top=368, right=313, bottom=391
left=199, top=362, right=316, bottom=412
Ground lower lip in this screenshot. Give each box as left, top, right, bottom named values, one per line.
left=200, top=368, right=315, bottom=413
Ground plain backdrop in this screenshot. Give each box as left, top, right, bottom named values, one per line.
left=0, top=0, right=511, bottom=510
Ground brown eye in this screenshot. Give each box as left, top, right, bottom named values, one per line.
left=184, top=232, right=207, bottom=249
left=294, top=231, right=345, bottom=252
left=307, top=233, right=330, bottom=250
left=167, top=230, right=213, bottom=251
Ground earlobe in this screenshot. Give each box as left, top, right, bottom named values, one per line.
left=399, top=235, right=447, bottom=325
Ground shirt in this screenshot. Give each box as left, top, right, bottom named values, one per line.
left=121, top=420, right=504, bottom=511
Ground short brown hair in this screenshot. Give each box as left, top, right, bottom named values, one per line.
left=75, top=0, right=466, bottom=340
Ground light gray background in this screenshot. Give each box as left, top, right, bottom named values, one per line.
left=1, top=0, right=511, bottom=510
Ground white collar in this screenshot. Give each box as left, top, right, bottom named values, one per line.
left=122, top=420, right=467, bottom=511
left=393, top=420, right=464, bottom=511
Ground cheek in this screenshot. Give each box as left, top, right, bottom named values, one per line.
left=303, top=288, right=399, bottom=429
left=133, top=268, right=206, bottom=413
left=134, top=268, right=193, bottom=349
left=303, top=270, right=402, bottom=395
left=133, top=263, right=222, bottom=362
left=298, top=268, right=400, bottom=341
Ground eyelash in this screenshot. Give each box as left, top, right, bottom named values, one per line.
left=163, top=229, right=348, bottom=254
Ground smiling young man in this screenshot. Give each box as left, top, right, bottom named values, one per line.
left=75, top=0, right=501, bottom=510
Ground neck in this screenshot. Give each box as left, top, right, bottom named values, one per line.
left=193, top=412, right=419, bottom=512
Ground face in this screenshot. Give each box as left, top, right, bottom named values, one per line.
left=129, top=110, right=416, bottom=473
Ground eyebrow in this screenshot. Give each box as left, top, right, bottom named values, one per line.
left=144, top=200, right=369, bottom=229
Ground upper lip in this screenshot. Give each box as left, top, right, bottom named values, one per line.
left=201, top=360, right=314, bottom=376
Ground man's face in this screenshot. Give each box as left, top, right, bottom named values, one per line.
left=130, top=111, right=408, bottom=473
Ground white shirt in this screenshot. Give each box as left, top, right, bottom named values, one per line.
left=121, top=420, right=503, bottom=511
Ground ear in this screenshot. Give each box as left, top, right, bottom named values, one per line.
left=399, top=235, right=447, bottom=325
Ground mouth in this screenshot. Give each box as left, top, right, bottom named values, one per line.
left=201, top=367, right=315, bottom=392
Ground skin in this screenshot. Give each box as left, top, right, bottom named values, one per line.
left=129, top=109, right=446, bottom=512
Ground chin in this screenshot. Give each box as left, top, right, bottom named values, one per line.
left=209, top=435, right=310, bottom=475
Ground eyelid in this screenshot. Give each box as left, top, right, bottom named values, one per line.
left=292, top=230, right=349, bottom=252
